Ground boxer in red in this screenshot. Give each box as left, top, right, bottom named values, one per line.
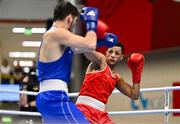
left=76, top=33, right=145, bottom=123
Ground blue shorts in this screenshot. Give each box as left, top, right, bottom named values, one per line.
left=36, top=90, right=89, bottom=124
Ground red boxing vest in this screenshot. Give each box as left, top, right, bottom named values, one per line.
left=79, top=65, right=119, bottom=104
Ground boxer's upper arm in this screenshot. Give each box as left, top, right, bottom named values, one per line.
left=84, top=51, right=107, bottom=70
left=44, top=28, right=96, bottom=52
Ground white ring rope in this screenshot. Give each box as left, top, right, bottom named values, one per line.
left=0, top=86, right=180, bottom=123
left=0, top=86, right=180, bottom=97
left=0, top=109, right=180, bottom=117
left=108, top=109, right=180, bottom=115
left=0, top=110, right=41, bottom=116
left=0, top=89, right=38, bottom=96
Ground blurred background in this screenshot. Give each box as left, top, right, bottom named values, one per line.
left=0, top=0, right=180, bottom=123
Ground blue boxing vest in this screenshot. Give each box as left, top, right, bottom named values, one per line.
left=37, top=47, right=73, bottom=84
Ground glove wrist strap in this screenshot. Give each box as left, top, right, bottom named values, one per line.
left=132, top=71, right=141, bottom=84
left=86, top=22, right=97, bottom=32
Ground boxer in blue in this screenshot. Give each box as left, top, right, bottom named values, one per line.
left=36, top=1, right=99, bottom=123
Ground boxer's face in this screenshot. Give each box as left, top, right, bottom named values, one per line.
left=106, top=46, right=123, bottom=66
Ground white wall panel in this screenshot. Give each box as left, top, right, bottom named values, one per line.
left=0, top=0, right=57, bottom=19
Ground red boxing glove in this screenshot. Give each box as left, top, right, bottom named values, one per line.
left=127, top=53, right=145, bottom=83
left=97, top=20, right=109, bottom=39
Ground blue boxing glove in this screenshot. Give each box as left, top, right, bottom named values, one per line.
left=97, top=33, right=118, bottom=48
left=80, top=7, right=99, bottom=32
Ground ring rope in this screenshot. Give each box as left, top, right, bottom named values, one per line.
left=0, top=109, right=180, bottom=116
left=0, top=86, right=180, bottom=96
left=1, top=86, right=180, bottom=124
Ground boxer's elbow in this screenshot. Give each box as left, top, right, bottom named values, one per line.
left=85, top=39, right=96, bottom=50
left=84, top=42, right=96, bottom=52
left=88, top=44, right=96, bottom=51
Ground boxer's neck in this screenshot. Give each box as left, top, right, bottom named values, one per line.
left=52, top=21, right=68, bottom=29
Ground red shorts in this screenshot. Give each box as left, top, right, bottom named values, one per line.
left=76, top=103, right=114, bottom=124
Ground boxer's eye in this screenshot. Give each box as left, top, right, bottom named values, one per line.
left=108, top=50, right=113, bottom=54
left=115, top=52, right=120, bottom=55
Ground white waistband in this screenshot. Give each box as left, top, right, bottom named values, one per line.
left=39, top=79, right=68, bottom=94
left=76, top=96, right=105, bottom=111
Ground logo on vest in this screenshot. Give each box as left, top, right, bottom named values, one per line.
left=69, top=51, right=72, bottom=54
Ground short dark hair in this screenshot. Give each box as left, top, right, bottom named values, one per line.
left=115, top=42, right=124, bottom=53
left=53, top=1, right=78, bottom=21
